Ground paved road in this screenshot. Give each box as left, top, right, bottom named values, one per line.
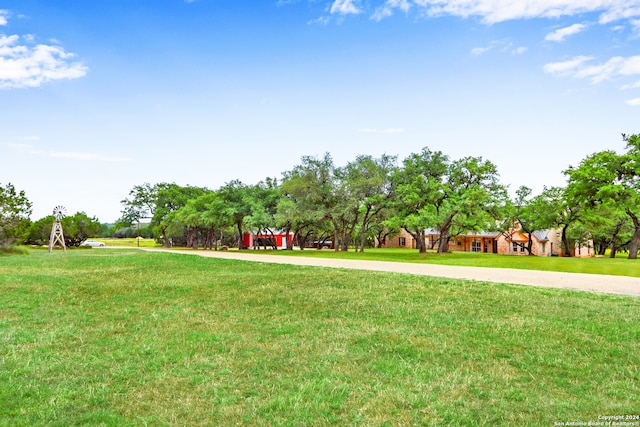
left=138, top=248, right=640, bottom=297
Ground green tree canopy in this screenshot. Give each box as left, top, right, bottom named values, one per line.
left=565, top=133, right=640, bottom=259
left=390, top=148, right=506, bottom=253
left=0, top=182, right=32, bottom=248
left=280, top=153, right=338, bottom=249
left=26, top=212, right=101, bottom=247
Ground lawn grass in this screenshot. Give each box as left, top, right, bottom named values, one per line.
left=1, top=250, right=638, bottom=426
left=99, top=237, right=161, bottom=248
left=251, top=247, right=640, bottom=278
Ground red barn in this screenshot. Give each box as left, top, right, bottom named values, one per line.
left=242, top=231, right=294, bottom=250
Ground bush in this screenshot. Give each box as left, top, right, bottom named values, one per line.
left=0, top=245, right=29, bottom=255
left=25, top=213, right=102, bottom=247
left=0, top=183, right=32, bottom=247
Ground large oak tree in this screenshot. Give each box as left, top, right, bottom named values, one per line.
left=565, top=134, right=640, bottom=259
left=390, top=148, right=506, bottom=253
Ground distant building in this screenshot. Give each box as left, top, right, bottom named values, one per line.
left=385, top=227, right=593, bottom=257
left=242, top=231, right=294, bottom=250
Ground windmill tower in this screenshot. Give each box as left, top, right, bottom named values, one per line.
left=48, top=205, right=67, bottom=253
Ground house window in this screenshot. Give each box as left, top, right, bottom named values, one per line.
left=399, top=237, right=406, bottom=247
left=471, top=239, right=482, bottom=252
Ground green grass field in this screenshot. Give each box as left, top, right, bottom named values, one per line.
left=247, top=247, right=640, bottom=277
left=1, top=249, right=638, bottom=426
left=99, top=237, right=161, bottom=248
left=96, top=240, right=640, bottom=277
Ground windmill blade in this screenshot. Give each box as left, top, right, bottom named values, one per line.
left=53, top=205, right=68, bottom=219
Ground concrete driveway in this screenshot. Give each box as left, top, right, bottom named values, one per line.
left=139, top=248, right=640, bottom=297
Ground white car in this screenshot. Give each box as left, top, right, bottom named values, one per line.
left=81, top=239, right=106, bottom=247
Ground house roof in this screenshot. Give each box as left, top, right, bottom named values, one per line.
left=423, top=228, right=551, bottom=241
left=424, top=228, right=500, bottom=238
left=510, top=232, right=529, bottom=242
left=532, top=230, right=550, bottom=242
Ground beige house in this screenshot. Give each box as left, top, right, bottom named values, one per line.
left=386, top=229, right=500, bottom=253
left=385, top=228, right=592, bottom=257
left=496, top=230, right=560, bottom=256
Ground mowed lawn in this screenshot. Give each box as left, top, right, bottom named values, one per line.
left=253, top=247, right=640, bottom=277
left=1, top=250, right=638, bottom=426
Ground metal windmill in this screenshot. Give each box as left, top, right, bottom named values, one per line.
left=48, top=205, right=67, bottom=253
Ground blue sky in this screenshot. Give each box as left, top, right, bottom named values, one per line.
left=1, top=0, right=639, bottom=222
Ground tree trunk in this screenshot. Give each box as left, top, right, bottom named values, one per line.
left=404, top=228, right=425, bottom=253
left=437, top=214, right=456, bottom=254
left=285, top=223, right=293, bottom=250
left=375, top=227, right=391, bottom=248
left=296, top=229, right=313, bottom=250
left=268, top=228, right=278, bottom=250
left=237, top=222, right=243, bottom=250
left=608, top=220, right=624, bottom=258
left=610, top=241, right=619, bottom=258
left=341, top=228, right=349, bottom=251
left=359, top=223, right=366, bottom=252
left=561, top=224, right=572, bottom=257
left=626, top=209, right=640, bottom=259
left=359, top=207, right=372, bottom=253
left=597, top=240, right=608, bottom=256
left=417, top=230, right=427, bottom=253
left=188, top=227, right=198, bottom=249
left=437, top=232, right=449, bottom=254
left=161, top=226, right=170, bottom=248
left=204, top=227, right=214, bottom=250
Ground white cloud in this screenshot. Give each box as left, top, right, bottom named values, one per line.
left=308, top=15, right=331, bottom=25
left=411, top=0, right=640, bottom=24
left=471, top=40, right=525, bottom=56
left=546, top=55, right=640, bottom=87
left=308, top=0, right=640, bottom=26
left=471, top=46, right=490, bottom=56
left=573, top=55, right=640, bottom=83
left=0, top=34, right=88, bottom=89
left=599, top=5, right=640, bottom=23
left=372, top=0, right=411, bottom=21
left=545, top=55, right=640, bottom=106
left=543, top=55, right=594, bottom=76
left=622, top=80, right=640, bottom=89
left=545, top=23, right=587, bottom=42
left=330, top=0, right=361, bottom=15
left=0, top=9, right=8, bottom=26
left=573, top=58, right=624, bottom=83
left=618, top=55, right=640, bottom=75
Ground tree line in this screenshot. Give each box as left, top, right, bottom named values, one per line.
left=116, top=136, right=640, bottom=259
left=2, top=134, right=639, bottom=258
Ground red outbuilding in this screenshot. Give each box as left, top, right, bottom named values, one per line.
left=242, top=230, right=294, bottom=250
